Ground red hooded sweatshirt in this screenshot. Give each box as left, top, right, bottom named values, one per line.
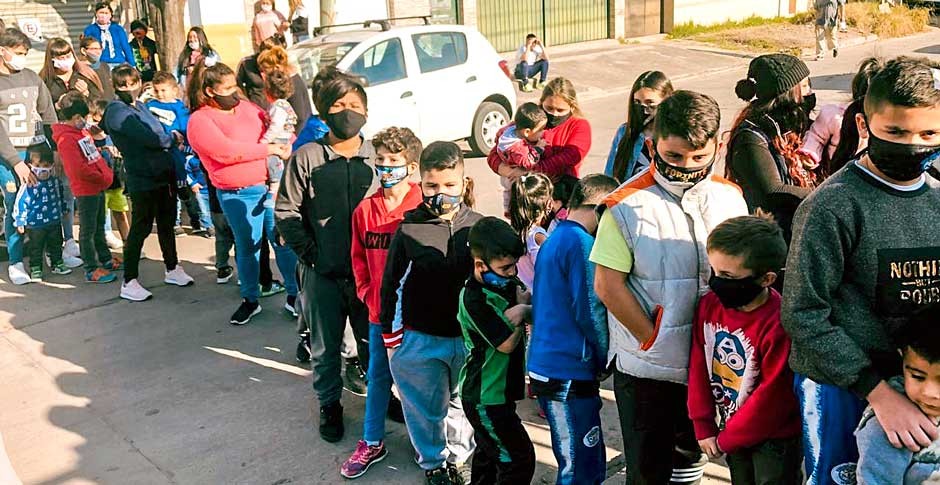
left=351, top=182, right=423, bottom=324
left=52, top=123, right=113, bottom=197
left=487, top=116, right=591, bottom=180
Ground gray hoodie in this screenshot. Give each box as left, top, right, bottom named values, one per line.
left=782, top=161, right=940, bottom=398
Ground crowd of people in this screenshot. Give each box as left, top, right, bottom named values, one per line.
left=1, top=2, right=940, bottom=485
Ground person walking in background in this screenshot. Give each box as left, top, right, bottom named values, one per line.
left=176, top=27, right=220, bottom=90
left=514, top=34, right=549, bottom=92
left=605, top=71, right=674, bottom=182
left=79, top=36, right=115, bottom=100
left=83, top=2, right=136, bottom=69
left=129, top=20, right=160, bottom=84
left=289, top=0, right=310, bottom=44
left=252, top=0, right=289, bottom=52
left=815, top=0, right=840, bottom=61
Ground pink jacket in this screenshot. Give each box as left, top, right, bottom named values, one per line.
left=799, top=103, right=846, bottom=164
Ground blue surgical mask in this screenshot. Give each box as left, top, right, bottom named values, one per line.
left=423, top=192, right=462, bottom=216
left=374, top=165, right=409, bottom=189
left=481, top=263, right=525, bottom=292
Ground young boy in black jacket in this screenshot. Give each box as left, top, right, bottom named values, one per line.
left=381, top=141, right=481, bottom=485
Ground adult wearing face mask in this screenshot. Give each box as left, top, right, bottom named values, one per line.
left=187, top=60, right=293, bottom=325
left=39, top=38, right=104, bottom=108
left=102, top=65, right=193, bottom=302
left=175, top=27, right=220, bottom=91
left=79, top=36, right=115, bottom=100
left=488, top=77, right=591, bottom=182
left=606, top=71, right=674, bottom=182
left=82, top=2, right=137, bottom=69
left=0, top=28, right=58, bottom=285
left=726, top=54, right=822, bottom=243
left=275, top=67, right=373, bottom=443
left=252, top=0, right=289, bottom=53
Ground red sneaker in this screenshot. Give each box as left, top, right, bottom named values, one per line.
left=340, top=440, right=388, bottom=479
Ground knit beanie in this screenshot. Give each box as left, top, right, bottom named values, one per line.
left=735, top=53, right=810, bottom=102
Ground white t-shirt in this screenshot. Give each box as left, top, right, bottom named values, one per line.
left=518, top=44, right=544, bottom=66
left=516, top=225, right=548, bottom=289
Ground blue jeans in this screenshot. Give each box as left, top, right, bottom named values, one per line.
left=533, top=378, right=606, bottom=485
left=195, top=191, right=213, bottom=230
left=217, top=185, right=268, bottom=301
left=363, top=323, right=394, bottom=443
left=795, top=374, right=867, bottom=485
left=0, top=163, right=22, bottom=264
left=262, top=193, right=296, bottom=296
left=516, top=59, right=549, bottom=83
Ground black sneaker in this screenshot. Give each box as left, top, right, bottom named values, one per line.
left=447, top=463, right=468, bottom=485
left=387, top=395, right=405, bottom=423
left=205, top=227, right=216, bottom=238
left=319, top=401, right=344, bottom=442
left=296, top=330, right=311, bottom=363
left=217, top=266, right=234, bottom=284
left=230, top=299, right=261, bottom=325
left=425, top=467, right=453, bottom=485
left=343, top=358, right=368, bottom=396
left=174, top=226, right=185, bottom=237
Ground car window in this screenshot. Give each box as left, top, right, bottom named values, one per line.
left=412, top=32, right=468, bottom=73
left=290, top=42, right=358, bottom=85
left=347, top=38, right=407, bottom=86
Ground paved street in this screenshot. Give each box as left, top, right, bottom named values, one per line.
left=2, top=29, right=940, bottom=485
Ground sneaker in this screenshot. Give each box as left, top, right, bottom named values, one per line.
left=285, top=294, right=298, bottom=318
left=520, top=80, right=534, bottom=93
left=535, top=80, right=547, bottom=89
left=51, top=262, right=72, bottom=275
left=833, top=48, right=839, bottom=58
left=319, top=401, right=344, bottom=443
left=86, top=268, right=117, bottom=283
left=343, top=358, right=368, bottom=397
left=63, top=254, right=84, bottom=268
left=387, top=395, right=405, bottom=424
left=260, top=280, right=286, bottom=297
left=217, top=266, right=234, bottom=284
left=230, top=299, right=261, bottom=325
left=8, top=262, right=31, bottom=285
left=103, top=257, right=123, bottom=271
left=29, top=267, right=43, bottom=282
left=105, top=232, right=124, bottom=249
left=447, top=463, right=469, bottom=485
left=340, top=440, right=388, bottom=479
left=425, top=467, right=453, bottom=485
left=192, top=228, right=207, bottom=236
left=205, top=227, right=215, bottom=238
left=174, top=226, right=185, bottom=237
left=840, top=20, right=848, bottom=32
left=120, top=279, right=153, bottom=301
left=63, top=239, right=80, bottom=258
left=296, top=330, right=311, bottom=363
left=164, top=265, right=194, bottom=286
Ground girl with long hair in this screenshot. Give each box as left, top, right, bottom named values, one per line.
left=39, top=37, right=103, bottom=106
left=176, top=27, right=220, bottom=90
left=508, top=172, right=553, bottom=289
left=606, top=71, right=674, bottom=182
left=288, top=0, right=311, bottom=44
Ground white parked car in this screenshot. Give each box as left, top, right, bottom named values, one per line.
left=287, top=19, right=517, bottom=155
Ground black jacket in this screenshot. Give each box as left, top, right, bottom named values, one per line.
left=274, top=137, right=374, bottom=278
left=380, top=204, right=483, bottom=340
left=102, top=100, right=174, bottom=193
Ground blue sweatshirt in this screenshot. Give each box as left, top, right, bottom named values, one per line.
left=528, top=219, right=609, bottom=381
left=102, top=100, right=174, bottom=193
left=13, top=176, right=65, bottom=229
left=184, top=155, right=208, bottom=194
left=145, top=99, right=190, bottom=137
left=82, top=23, right=136, bottom=67
left=292, top=115, right=329, bottom=152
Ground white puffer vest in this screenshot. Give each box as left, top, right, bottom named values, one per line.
left=604, top=165, right=748, bottom=384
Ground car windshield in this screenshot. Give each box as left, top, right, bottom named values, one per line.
left=289, top=41, right=358, bottom=84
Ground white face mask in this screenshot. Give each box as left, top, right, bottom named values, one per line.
left=188, top=41, right=200, bottom=51
left=53, top=55, right=75, bottom=71
left=2, top=48, right=27, bottom=72
left=261, top=4, right=273, bottom=11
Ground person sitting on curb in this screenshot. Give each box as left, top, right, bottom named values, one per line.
left=514, top=33, right=549, bottom=92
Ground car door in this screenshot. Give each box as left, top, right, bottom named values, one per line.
left=345, top=37, right=420, bottom=139
left=410, top=31, right=477, bottom=143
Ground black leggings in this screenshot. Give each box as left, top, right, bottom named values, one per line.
left=124, top=187, right=178, bottom=283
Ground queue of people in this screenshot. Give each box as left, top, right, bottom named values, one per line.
left=1, top=7, right=940, bottom=485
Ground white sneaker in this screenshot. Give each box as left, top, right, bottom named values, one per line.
left=164, top=266, right=194, bottom=287
left=106, top=232, right=124, bottom=249
left=63, top=254, right=84, bottom=268
left=7, top=262, right=31, bottom=285
left=63, top=239, right=80, bottom=258
left=120, top=279, right=152, bottom=301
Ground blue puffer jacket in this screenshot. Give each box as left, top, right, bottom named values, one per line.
left=102, top=100, right=175, bottom=193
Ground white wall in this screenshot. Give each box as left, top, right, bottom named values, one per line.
left=673, top=0, right=808, bottom=26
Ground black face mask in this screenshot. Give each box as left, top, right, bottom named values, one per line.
left=116, top=88, right=140, bottom=104
left=866, top=127, right=940, bottom=182
left=324, top=109, right=367, bottom=140
left=708, top=273, right=766, bottom=309
left=801, top=93, right=817, bottom=114
left=545, top=112, right=571, bottom=128
left=634, top=101, right=658, bottom=125
left=213, top=93, right=240, bottom=111
left=653, top=154, right=714, bottom=185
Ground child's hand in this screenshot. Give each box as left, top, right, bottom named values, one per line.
left=517, top=287, right=532, bottom=305
left=16, top=226, right=24, bottom=234
left=504, top=304, right=531, bottom=327
left=268, top=143, right=291, bottom=160
left=869, top=380, right=940, bottom=452
left=191, top=184, right=202, bottom=193
left=698, top=437, right=722, bottom=459
left=73, top=78, right=90, bottom=97
left=536, top=138, right=548, bottom=149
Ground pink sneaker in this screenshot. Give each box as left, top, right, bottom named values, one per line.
left=340, top=440, right=388, bottom=479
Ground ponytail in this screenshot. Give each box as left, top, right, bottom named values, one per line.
left=187, top=59, right=236, bottom=110
left=463, top=176, right=475, bottom=209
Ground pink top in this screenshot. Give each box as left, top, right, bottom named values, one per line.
left=188, top=101, right=270, bottom=190
left=799, top=103, right=846, bottom=164
left=252, top=10, right=287, bottom=46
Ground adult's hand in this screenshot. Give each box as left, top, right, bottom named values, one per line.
left=13, top=162, right=37, bottom=186
left=269, top=143, right=291, bottom=160
left=73, top=79, right=90, bottom=97
left=868, top=380, right=940, bottom=452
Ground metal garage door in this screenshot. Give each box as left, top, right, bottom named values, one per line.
left=477, top=0, right=609, bottom=53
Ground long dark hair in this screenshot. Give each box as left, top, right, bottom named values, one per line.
left=727, top=82, right=821, bottom=188
left=508, top=172, right=554, bottom=242
left=187, top=59, right=237, bottom=110
left=829, top=57, right=885, bottom=172
left=39, top=37, right=103, bottom=95
left=611, top=71, right=673, bottom=181
left=177, top=27, right=215, bottom=77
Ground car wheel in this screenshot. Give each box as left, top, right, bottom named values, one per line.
left=469, top=101, right=509, bottom=157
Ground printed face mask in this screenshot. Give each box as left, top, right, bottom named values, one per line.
left=324, top=109, right=367, bottom=140
left=635, top=101, right=658, bottom=125
left=30, top=166, right=53, bottom=181
left=708, top=273, right=765, bottom=309
left=867, top=127, right=940, bottom=181
left=423, top=192, right=462, bottom=216
left=374, top=165, right=409, bottom=189
left=481, top=265, right=522, bottom=291
left=653, top=153, right=714, bottom=185
left=53, top=55, right=75, bottom=71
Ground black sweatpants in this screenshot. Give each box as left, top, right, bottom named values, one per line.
left=27, top=222, right=63, bottom=269
left=725, top=436, right=802, bottom=485
left=464, top=401, right=535, bottom=485
left=613, top=370, right=705, bottom=485
left=124, top=187, right=178, bottom=283
left=76, top=193, right=113, bottom=273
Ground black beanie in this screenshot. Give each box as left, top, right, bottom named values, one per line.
left=735, top=53, right=810, bottom=102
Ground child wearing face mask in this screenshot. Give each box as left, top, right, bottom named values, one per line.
left=508, top=172, right=553, bottom=290
left=592, top=90, right=748, bottom=485
left=12, top=144, right=71, bottom=281
left=491, top=102, right=547, bottom=214
left=606, top=70, right=674, bottom=182
left=339, top=126, right=423, bottom=479
left=380, top=141, right=481, bottom=484
left=782, top=56, right=940, bottom=485
left=686, top=214, right=801, bottom=485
